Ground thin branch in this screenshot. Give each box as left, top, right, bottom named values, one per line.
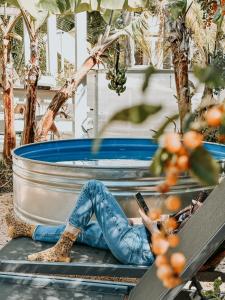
left=20, top=8, right=34, bottom=39
left=5, top=13, right=21, bottom=35
left=0, top=17, right=5, bottom=34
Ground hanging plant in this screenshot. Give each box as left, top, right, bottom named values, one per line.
left=106, top=42, right=127, bottom=96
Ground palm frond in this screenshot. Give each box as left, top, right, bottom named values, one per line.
left=185, top=2, right=217, bottom=66
left=125, top=11, right=151, bottom=60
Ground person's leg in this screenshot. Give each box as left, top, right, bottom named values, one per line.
left=27, top=180, right=145, bottom=264
left=6, top=180, right=153, bottom=265
left=33, top=221, right=109, bottom=250
left=26, top=179, right=129, bottom=262
left=67, top=180, right=153, bottom=265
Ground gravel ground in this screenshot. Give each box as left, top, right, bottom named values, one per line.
left=0, top=193, right=224, bottom=292
left=0, top=193, right=13, bottom=249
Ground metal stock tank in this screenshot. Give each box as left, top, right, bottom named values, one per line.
left=12, top=138, right=225, bottom=225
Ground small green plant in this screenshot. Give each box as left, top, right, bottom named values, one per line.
left=203, top=277, right=225, bottom=300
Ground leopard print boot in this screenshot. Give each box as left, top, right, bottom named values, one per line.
left=27, top=230, right=80, bottom=263
left=5, top=210, right=36, bottom=239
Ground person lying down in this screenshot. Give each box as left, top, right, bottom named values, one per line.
left=5, top=180, right=206, bottom=265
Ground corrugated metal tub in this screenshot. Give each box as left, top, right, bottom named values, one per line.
left=12, top=138, right=225, bottom=225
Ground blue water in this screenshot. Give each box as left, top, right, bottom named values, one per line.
left=13, top=138, right=225, bottom=164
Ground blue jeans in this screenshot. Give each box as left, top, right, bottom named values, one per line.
left=33, top=180, right=154, bottom=266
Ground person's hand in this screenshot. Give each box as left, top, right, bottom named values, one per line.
left=138, top=209, right=160, bottom=234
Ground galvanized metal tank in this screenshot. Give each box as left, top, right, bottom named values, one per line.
left=12, top=138, right=225, bottom=225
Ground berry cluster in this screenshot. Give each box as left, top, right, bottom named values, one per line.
left=150, top=102, right=225, bottom=288
left=205, top=104, right=225, bottom=142
left=150, top=129, right=206, bottom=287
left=150, top=194, right=186, bottom=288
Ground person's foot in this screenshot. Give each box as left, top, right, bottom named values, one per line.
left=27, top=231, right=78, bottom=263
left=5, top=209, right=35, bottom=239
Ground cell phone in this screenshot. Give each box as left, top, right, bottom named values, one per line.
left=135, top=192, right=149, bottom=214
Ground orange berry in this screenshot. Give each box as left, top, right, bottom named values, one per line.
left=165, top=167, right=179, bottom=186
left=218, top=135, right=225, bottom=143
left=155, top=255, right=169, bottom=267
left=168, top=234, right=180, bottom=248
left=170, top=253, right=186, bottom=274
left=164, top=217, right=178, bottom=233
left=156, top=182, right=170, bottom=194
left=163, top=276, right=182, bottom=288
left=152, top=238, right=169, bottom=255
left=205, top=107, right=222, bottom=127
left=156, top=265, right=173, bottom=280
left=165, top=196, right=181, bottom=211
left=219, top=104, right=225, bottom=112
left=166, top=174, right=178, bottom=186
left=177, top=146, right=188, bottom=156
left=152, top=231, right=165, bottom=241
left=149, top=208, right=162, bottom=221
left=164, top=133, right=182, bottom=154
left=177, top=155, right=189, bottom=171
left=212, top=2, right=218, bottom=13
left=183, top=131, right=203, bottom=150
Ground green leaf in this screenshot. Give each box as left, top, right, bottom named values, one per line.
left=108, top=103, right=161, bottom=124
left=213, top=9, right=222, bottom=23
left=219, top=115, right=225, bottom=135
left=142, top=65, right=155, bottom=92
left=183, top=112, right=197, bottom=133
left=168, top=0, right=187, bottom=19
left=153, top=114, right=179, bottom=140
left=150, top=148, right=171, bottom=176
left=92, top=104, right=161, bottom=152
left=189, top=147, right=220, bottom=186
left=194, top=65, right=225, bottom=90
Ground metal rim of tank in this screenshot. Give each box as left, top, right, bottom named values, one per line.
left=12, top=138, right=225, bottom=191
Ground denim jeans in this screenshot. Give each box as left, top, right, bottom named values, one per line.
left=33, top=180, right=155, bottom=266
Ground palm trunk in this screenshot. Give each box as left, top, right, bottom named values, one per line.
left=2, top=37, right=16, bottom=163
left=168, top=17, right=191, bottom=133
left=22, top=38, right=40, bottom=145
left=35, top=30, right=123, bottom=142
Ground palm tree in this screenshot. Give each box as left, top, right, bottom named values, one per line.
left=164, top=0, right=192, bottom=133
left=185, top=1, right=222, bottom=108
left=3, top=1, right=48, bottom=145
left=0, top=6, right=21, bottom=162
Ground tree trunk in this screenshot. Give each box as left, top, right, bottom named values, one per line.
left=35, top=30, right=123, bottom=142
left=168, top=18, right=191, bottom=133
left=35, top=56, right=96, bottom=141
left=22, top=38, right=40, bottom=145
left=2, top=37, right=16, bottom=163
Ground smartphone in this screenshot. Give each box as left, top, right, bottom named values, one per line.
left=135, top=192, right=149, bottom=214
